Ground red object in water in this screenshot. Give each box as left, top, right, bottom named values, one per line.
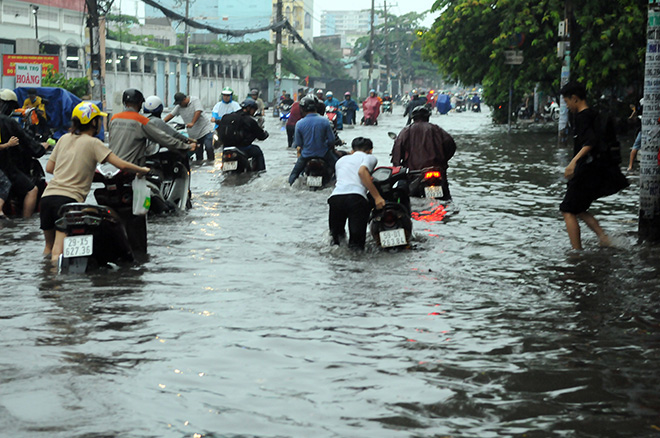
left=412, top=205, right=447, bottom=223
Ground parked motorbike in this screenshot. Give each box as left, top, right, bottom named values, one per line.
left=542, top=101, right=560, bottom=122
left=56, top=203, right=134, bottom=274
left=369, top=166, right=413, bottom=249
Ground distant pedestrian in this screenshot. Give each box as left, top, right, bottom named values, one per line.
left=559, top=81, right=628, bottom=250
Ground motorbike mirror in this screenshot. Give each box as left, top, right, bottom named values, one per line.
left=388, top=132, right=397, bottom=140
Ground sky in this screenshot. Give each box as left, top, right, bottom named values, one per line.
left=312, top=0, right=439, bottom=36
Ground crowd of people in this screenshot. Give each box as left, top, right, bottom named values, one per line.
left=1, top=78, right=636, bottom=257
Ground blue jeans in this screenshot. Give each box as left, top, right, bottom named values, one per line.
left=238, top=144, right=266, bottom=171
left=288, top=149, right=338, bottom=185
left=195, top=132, right=214, bottom=161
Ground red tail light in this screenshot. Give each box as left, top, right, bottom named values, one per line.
left=424, top=171, right=441, bottom=179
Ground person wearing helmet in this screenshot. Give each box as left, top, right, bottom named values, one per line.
left=339, top=92, right=359, bottom=126
left=142, top=95, right=196, bottom=155
left=211, top=87, right=241, bottom=131
left=163, top=92, right=215, bottom=161
left=248, top=89, right=265, bottom=127
left=220, top=98, right=268, bottom=171
left=324, top=91, right=343, bottom=130
left=109, top=89, right=191, bottom=166
left=0, top=88, right=50, bottom=218
left=361, top=89, right=381, bottom=126
left=391, top=105, right=456, bottom=200
left=403, top=89, right=429, bottom=125
left=40, top=101, right=150, bottom=260
left=288, top=95, right=338, bottom=185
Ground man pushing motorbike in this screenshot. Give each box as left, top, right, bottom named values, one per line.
left=391, top=105, right=456, bottom=200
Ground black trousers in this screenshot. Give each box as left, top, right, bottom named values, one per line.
left=286, top=124, right=296, bottom=147
left=328, top=194, right=371, bottom=249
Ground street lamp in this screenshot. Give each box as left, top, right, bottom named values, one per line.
left=31, top=5, right=39, bottom=40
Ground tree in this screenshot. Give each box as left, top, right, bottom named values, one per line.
left=423, top=0, right=647, bottom=122
left=42, top=66, right=89, bottom=98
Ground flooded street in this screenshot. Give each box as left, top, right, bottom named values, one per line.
left=1, top=106, right=659, bottom=437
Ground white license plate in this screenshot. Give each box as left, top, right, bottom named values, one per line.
left=424, top=185, right=444, bottom=199
left=223, top=160, right=238, bottom=171
left=307, top=176, right=323, bottom=187
left=63, top=234, right=93, bottom=258
left=379, top=229, right=407, bottom=248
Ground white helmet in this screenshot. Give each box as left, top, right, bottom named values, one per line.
left=0, top=89, right=18, bottom=102
left=143, top=95, right=163, bottom=113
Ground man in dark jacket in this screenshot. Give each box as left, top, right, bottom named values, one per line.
left=391, top=105, right=456, bottom=200
left=403, top=90, right=429, bottom=125
left=231, top=98, right=269, bottom=171
left=0, top=89, right=49, bottom=217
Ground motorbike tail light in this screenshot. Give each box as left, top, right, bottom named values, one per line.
left=71, top=228, right=85, bottom=235
left=424, top=171, right=441, bottom=180
left=383, top=210, right=397, bottom=226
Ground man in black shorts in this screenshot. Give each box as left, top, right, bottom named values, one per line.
left=559, top=82, right=628, bottom=250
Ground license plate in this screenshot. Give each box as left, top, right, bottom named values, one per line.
left=223, top=160, right=238, bottom=171
left=307, top=176, right=323, bottom=187
left=424, top=185, right=444, bottom=199
left=379, top=229, right=407, bottom=248
left=63, top=234, right=93, bottom=258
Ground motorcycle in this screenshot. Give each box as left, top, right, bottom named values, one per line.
left=369, top=166, right=413, bottom=249
left=144, top=147, right=192, bottom=212
left=93, top=165, right=148, bottom=254
left=382, top=100, right=393, bottom=114
left=542, top=101, right=560, bottom=122
left=407, top=167, right=449, bottom=200
left=279, top=103, right=292, bottom=126
left=325, top=105, right=339, bottom=128
left=1, top=157, right=47, bottom=217
left=56, top=203, right=135, bottom=274
left=454, top=99, right=467, bottom=113
left=302, top=157, right=333, bottom=190
left=222, top=147, right=259, bottom=173
left=471, top=102, right=481, bottom=112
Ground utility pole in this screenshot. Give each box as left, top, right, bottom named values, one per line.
left=273, top=0, right=283, bottom=116
left=184, top=0, right=190, bottom=54
left=384, top=1, right=390, bottom=94
left=85, top=0, right=103, bottom=102
left=639, top=1, right=660, bottom=241
left=367, top=0, right=375, bottom=95
left=557, top=0, right=572, bottom=145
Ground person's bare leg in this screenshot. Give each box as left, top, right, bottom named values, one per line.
left=627, top=148, right=638, bottom=172
left=51, top=230, right=66, bottom=263
left=43, top=229, right=55, bottom=256
left=578, top=212, right=610, bottom=246
left=22, top=187, right=38, bottom=218
left=563, top=212, right=582, bottom=250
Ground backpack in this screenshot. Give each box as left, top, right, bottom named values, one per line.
left=593, top=110, right=621, bottom=164
left=217, top=111, right=245, bottom=146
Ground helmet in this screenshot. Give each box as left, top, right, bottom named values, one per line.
left=143, top=95, right=164, bottom=114
left=411, top=105, right=431, bottom=119
left=344, top=91, right=351, bottom=96
left=369, top=89, right=376, bottom=93
left=0, top=89, right=18, bottom=102
left=326, top=91, right=333, bottom=97
left=122, top=88, right=145, bottom=106
left=412, top=89, right=419, bottom=97
left=221, top=87, right=233, bottom=96
left=300, top=95, right=319, bottom=112
left=72, top=101, right=107, bottom=125
left=316, top=89, right=323, bottom=95
left=241, top=98, right=258, bottom=110
left=250, top=88, right=259, bottom=96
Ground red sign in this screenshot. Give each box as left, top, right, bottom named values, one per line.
left=2, top=54, right=59, bottom=76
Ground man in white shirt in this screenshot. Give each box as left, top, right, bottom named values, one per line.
left=328, top=137, right=385, bottom=249
left=164, top=92, right=215, bottom=161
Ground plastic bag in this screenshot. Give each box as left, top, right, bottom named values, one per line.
left=132, top=177, right=151, bottom=215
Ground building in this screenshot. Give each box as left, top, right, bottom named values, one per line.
left=0, top=0, right=252, bottom=111
left=320, top=9, right=380, bottom=42
left=271, top=0, right=313, bottom=47
left=145, top=0, right=272, bottom=42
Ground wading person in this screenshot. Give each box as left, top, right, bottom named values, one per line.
left=559, top=81, right=628, bottom=250
left=328, top=137, right=385, bottom=250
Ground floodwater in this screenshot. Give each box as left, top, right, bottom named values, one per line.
left=1, top=106, right=659, bottom=438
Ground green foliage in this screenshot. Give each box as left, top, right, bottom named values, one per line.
left=423, top=0, right=647, bottom=122
left=42, top=65, right=89, bottom=98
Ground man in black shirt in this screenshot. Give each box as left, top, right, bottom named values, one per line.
left=559, top=82, right=627, bottom=250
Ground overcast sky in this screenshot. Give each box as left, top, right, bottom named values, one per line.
left=313, top=0, right=439, bottom=36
